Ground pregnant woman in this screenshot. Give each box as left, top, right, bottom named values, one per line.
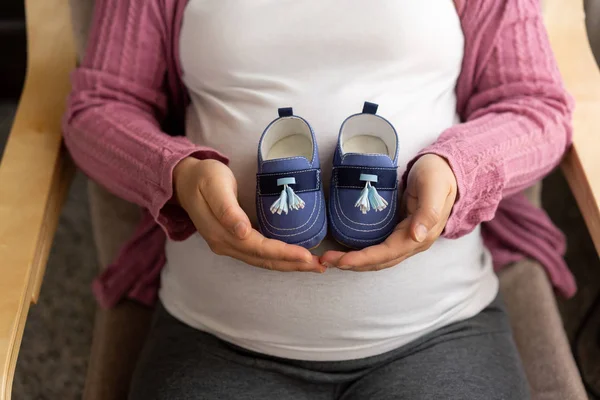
left=63, top=0, right=574, bottom=398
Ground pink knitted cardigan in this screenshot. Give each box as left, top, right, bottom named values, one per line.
left=63, top=0, right=576, bottom=308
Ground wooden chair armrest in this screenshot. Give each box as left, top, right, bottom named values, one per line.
left=545, top=0, right=600, bottom=256
left=0, top=0, right=76, bottom=398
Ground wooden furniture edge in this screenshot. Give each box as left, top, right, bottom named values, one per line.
left=0, top=0, right=76, bottom=398
left=545, top=0, right=600, bottom=256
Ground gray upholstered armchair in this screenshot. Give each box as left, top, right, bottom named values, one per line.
left=1, top=0, right=599, bottom=398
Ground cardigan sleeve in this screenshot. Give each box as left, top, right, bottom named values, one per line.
left=404, top=0, right=574, bottom=239
left=62, top=0, right=227, bottom=240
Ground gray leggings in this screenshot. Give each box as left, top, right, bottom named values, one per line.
left=129, top=295, right=530, bottom=400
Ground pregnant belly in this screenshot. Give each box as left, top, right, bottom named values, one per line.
left=159, top=228, right=498, bottom=361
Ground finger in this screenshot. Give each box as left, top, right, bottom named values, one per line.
left=403, top=189, right=418, bottom=218
left=200, top=172, right=251, bottom=239
left=348, top=249, right=418, bottom=272
left=227, top=250, right=325, bottom=273
left=231, top=229, right=315, bottom=264
left=409, top=177, right=449, bottom=243
left=319, top=250, right=346, bottom=268
left=187, top=192, right=316, bottom=265
left=399, top=191, right=410, bottom=219
left=336, top=219, right=416, bottom=269
left=185, top=186, right=229, bottom=237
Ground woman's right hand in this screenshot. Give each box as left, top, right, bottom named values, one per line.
left=173, top=157, right=325, bottom=273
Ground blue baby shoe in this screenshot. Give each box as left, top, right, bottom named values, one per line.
left=256, top=107, right=327, bottom=249
left=329, top=102, right=400, bottom=249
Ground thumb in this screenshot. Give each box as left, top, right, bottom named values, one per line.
left=409, top=177, right=447, bottom=243
left=200, top=165, right=251, bottom=239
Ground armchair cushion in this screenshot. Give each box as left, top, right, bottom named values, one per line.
left=84, top=182, right=151, bottom=400
left=69, top=0, right=95, bottom=59
left=498, top=260, right=587, bottom=399
left=87, top=181, right=140, bottom=269
left=83, top=301, right=152, bottom=400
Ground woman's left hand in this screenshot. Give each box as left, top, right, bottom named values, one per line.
left=320, top=154, right=458, bottom=271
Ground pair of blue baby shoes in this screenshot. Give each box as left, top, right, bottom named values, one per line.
left=256, top=102, right=400, bottom=250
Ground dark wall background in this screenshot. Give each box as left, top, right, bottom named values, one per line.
left=0, top=0, right=26, bottom=100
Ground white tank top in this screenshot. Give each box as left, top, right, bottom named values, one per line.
left=160, top=0, right=499, bottom=361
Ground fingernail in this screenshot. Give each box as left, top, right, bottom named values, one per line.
left=234, top=222, right=247, bottom=238
left=415, top=224, right=428, bottom=242
left=321, top=262, right=334, bottom=269
left=339, top=265, right=352, bottom=270
left=302, top=254, right=317, bottom=264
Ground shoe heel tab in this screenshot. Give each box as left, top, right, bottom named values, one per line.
left=362, top=102, right=378, bottom=115
left=278, top=107, right=294, bottom=117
